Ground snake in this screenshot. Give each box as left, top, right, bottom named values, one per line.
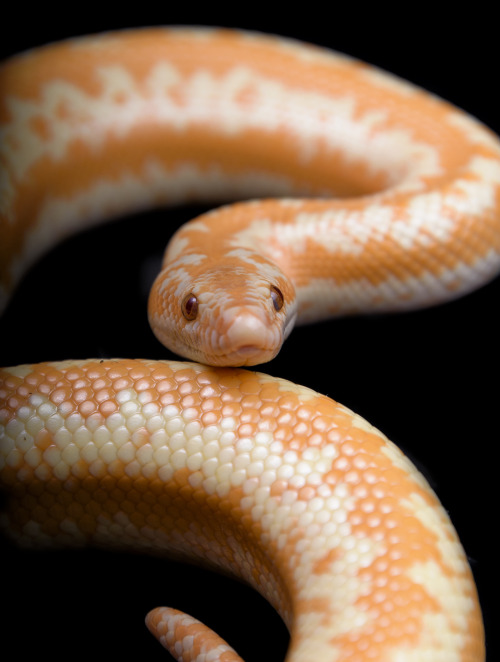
left=0, top=27, right=498, bottom=661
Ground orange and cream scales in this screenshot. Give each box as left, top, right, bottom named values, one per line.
left=1, top=28, right=498, bottom=661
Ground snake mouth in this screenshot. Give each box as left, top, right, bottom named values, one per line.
left=226, top=344, right=279, bottom=367
left=205, top=342, right=279, bottom=367
left=212, top=307, right=283, bottom=366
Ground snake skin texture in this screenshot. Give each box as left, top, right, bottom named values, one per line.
left=1, top=27, right=498, bottom=661
left=0, top=358, right=486, bottom=661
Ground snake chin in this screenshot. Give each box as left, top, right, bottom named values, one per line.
left=207, top=344, right=282, bottom=368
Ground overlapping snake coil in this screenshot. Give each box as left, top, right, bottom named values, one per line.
left=1, top=28, right=499, bottom=661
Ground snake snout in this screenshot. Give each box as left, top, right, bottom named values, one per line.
left=222, top=308, right=281, bottom=366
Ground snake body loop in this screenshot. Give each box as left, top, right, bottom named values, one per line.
left=1, top=27, right=498, bottom=661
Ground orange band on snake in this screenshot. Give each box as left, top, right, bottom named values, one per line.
left=1, top=28, right=497, bottom=661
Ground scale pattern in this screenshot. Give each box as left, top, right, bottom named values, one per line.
left=0, top=27, right=496, bottom=661
left=0, top=359, right=484, bottom=660
left=1, top=29, right=500, bottom=364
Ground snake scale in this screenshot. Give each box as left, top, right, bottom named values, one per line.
left=1, top=27, right=498, bottom=661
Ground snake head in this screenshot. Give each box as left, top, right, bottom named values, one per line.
left=148, top=253, right=297, bottom=366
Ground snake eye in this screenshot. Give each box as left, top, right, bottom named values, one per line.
left=270, top=285, right=284, bottom=312
left=182, top=293, right=199, bottom=321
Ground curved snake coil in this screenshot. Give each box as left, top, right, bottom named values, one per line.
left=0, top=27, right=498, bottom=661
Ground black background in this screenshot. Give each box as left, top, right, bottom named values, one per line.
left=0, top=6, right=497, bottom=661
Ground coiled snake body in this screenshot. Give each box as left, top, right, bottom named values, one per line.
left=1, top=28, right=498, bottom=661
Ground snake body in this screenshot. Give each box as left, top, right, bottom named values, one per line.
left=1, top=27, right=498, bottom=661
